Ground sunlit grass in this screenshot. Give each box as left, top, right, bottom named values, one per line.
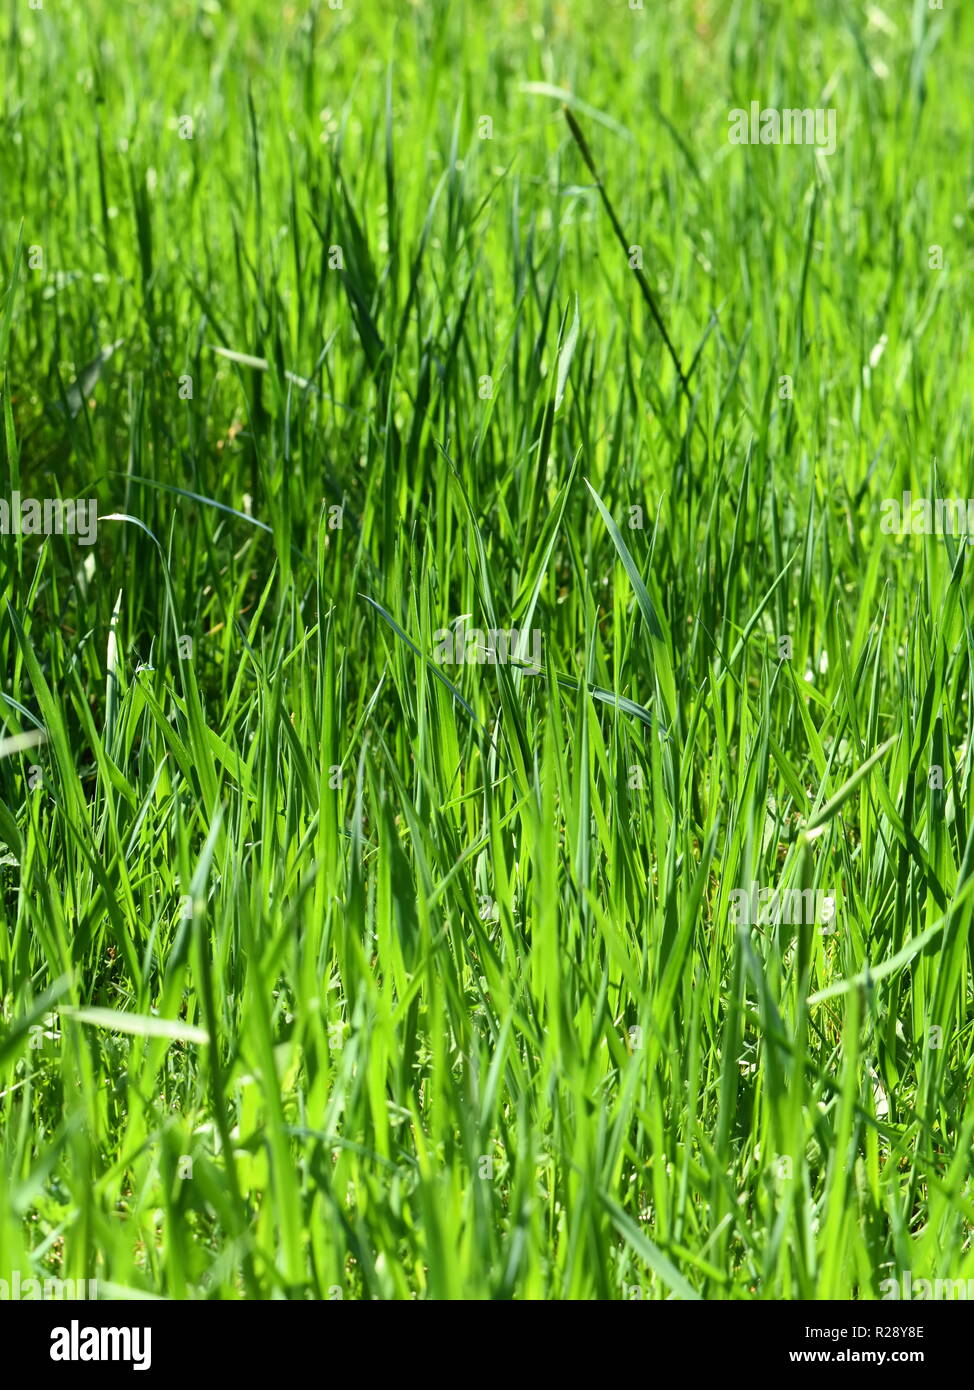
left=1, top=0, right=973, bottom=1299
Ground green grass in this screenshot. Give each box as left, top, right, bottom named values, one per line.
left=1, top=0, right=973, bottom=1300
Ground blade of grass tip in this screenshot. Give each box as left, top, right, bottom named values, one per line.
left=359, top=593, right=484, bottom=729
left=522, top=301, right=579, bottom=579
left=0, top=729, right=46, bottom=759
left=585, top=479, right=676, bottom=733
left=563, top=106, right=691, bottom=403
left=127, top=475, right=268, bottom=537
left=207, top=343, right=315, bottom=391
left=58, top=1006, right=209, bottom=1046
left=552, top=674, right=656, bottom=730
left=598, top=1192, right=700, bottom=1299
left=520, top=83, right=637, bottom=144
left=105, top=589, right=122, bottom=755
left=554, top=293, right=580, bottom=413
left=801, top=734, right=899, bottom=840
left=804, top=895, right=965, bottom=1007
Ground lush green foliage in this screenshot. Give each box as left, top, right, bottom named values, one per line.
left=1, top=0, right=973, bottom=1298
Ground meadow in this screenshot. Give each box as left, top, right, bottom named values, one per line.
left=1, top=0, right=973, bottom=1300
